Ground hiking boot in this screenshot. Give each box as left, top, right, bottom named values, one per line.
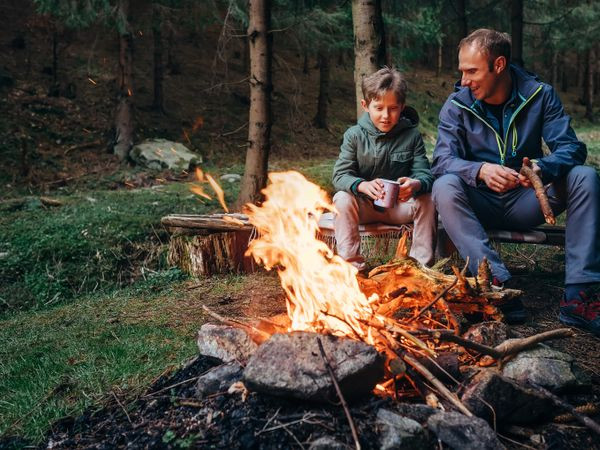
left=492, top=278, right=529, bottom=324
left=559, top=287, right=600, bottom=336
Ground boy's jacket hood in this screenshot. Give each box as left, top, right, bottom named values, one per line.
left=358, top=106, right=420, bottom=137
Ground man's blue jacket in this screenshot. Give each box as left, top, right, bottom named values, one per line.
left=432, top=64, right=587, bottom=186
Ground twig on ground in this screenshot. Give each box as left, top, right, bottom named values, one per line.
left=112, top=391, right=132, bottom=424
left=402, top=353, right=473, bottom=417
left=316, top=337, right=361, bottom=450
left=529, top=383, right=600, bottom=435
left=202, top=305, right=271, bottom=341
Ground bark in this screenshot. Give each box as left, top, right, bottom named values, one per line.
left=551, top=49, right=558, bottom=88
left=313, top=50, right=330, bottom=129
left=113, top=0, right=134, bottom=161
left=561, top=60, right=568, bottom=92
left=456, top=0, right=468, bottom=38
left=351, top=0, right=386, bottom=119
left=152, top=5, right=165, bottom=113
left=520, top=157, right=555, bottom=224
left=436, top=42, right=443, bottom=77
left=50, top=30, right=59, bottom=96
left=511, top=0, right=524, bottom=67
left=584, top=47, right=595, bottom=121
left=237, top=0, right=272, bottom=207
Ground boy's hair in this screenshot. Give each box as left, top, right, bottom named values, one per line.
left=458, top=28, right=511, bottom=71
left=361, top=67, right=407, bottom=105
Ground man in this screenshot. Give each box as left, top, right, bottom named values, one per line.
left=432, top=28, right=600, bottom=333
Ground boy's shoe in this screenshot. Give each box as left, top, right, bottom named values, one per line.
left=491, top=278, right=529, bottom=324
left=559, top=287, right=600, bottom=336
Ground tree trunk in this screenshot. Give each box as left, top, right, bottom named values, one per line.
left=561, top=61, right=568, bottom=92
left=576, top=52, right=584, bottom=89
left=584, top=47, right=594, bottom=122
left=152, top=5, right=164, bottom=113
left=237, top=0, right=272, bottom=207
left=113, top=0, right=134, bottom=161
left=50, top=30, right=59, bottom=96
left=314, top=50, right=330, bottom=129
left=303, top=47, right=309, bottom=74
left=551, top=49, right=558, bottom=87
left=436, top=42, right=443, bottom=77
left=511, top=0, right=524, bottom=67
left=352, top=0, right=386, bottom=119
left=456, top=0, right=468, bottom=38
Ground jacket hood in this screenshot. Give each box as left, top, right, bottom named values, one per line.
left=451, top=63, right=543, bottom=106
left=358, top=106, right=420, bottom=137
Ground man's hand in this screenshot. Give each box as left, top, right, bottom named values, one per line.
left=518, top=161, right=542, bottom=188
left=357, top=179, right=384, bottom=200
left=477, top=163, right=520, bottom=193
left=397, top=177, right=421, bottom=202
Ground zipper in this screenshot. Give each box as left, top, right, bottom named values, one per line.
left=451, top=84, right=543, bottom=165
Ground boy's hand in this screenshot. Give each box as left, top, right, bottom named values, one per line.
left=478, top=163, right=520, bottom=193
left=518, top=161, right=542, bottom=188
left=397, top=177, right=421, bottom=202
left=357, top=179, right=384, bottom=200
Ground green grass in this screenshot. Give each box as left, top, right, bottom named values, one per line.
left=0, top=174, right=240, bottom=315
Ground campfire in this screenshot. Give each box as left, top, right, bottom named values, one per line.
left=193, top=170, right=599, bottom=447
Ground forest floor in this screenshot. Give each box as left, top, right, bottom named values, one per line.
left=2, top=1, right=600, bottom=447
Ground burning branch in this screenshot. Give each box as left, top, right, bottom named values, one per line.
left=520, top=157, right=555, bottom=225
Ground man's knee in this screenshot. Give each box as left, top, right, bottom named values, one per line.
left=432, top=174, right=465, bottom=206
left=567, top=165, right=600, bottom=193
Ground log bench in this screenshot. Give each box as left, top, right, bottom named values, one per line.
left=161, top=213, right=565, bottom=276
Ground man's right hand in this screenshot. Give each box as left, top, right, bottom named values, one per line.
left=357, top=179, right=384, bottom=200
left=477, top=163, right=520, bottom=193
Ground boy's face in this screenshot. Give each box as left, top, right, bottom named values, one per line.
left=361, top=90, right=404, bottom=133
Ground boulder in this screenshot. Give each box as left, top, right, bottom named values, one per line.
left=243, top=332, right=384, bottom=402
left=460, top=369, right=553, bottom=424
left=427, top=411, right=505, bottom=450
left=130, top=138, right=201, bottom=170
left=502, top=344, right=591, bottom=392
left=377, top=409, right=431, bottom=450
left=195, top=362, right=244, bottom=398
left=392, top=403, right=437, bottom=423
left=196, top=324, right=258, bottom=363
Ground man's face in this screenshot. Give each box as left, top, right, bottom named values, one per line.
left=361, top=90, right=403, bottom=133
left=458, top=44, right=504, bottom=103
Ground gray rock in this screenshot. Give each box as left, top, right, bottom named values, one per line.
left=462, top=321, right=510, bottom=348
left=308, top=436, right=347, bottom=449
left=196, top=324, right=258, bottom=363
left=502, top=344, right=590, bottom=392
left=130, top=138, right=201, bottom=170
left=377, top=409, right=431, bottom=450
left=393, top=403, right=437, bottom=423
left=195, top=362, right=244, bottom=398
left=243, top=332, right=384, bottom=402
left=427, top=411, right=505, bottom=450
left=460, top=369, right=553, bottom=424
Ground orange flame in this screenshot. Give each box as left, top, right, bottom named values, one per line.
left=245, top=171, right=379, bottom=340
left=189, top=167, right=229, bottom=212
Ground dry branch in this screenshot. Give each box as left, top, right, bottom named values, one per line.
left=202, top=305, right=271, bottom=342
left=520, top=157, right=555, bottom=224
left=316, top=337, right=361, bottom=450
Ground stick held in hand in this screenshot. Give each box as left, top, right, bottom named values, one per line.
left=520, top=157, right=555, bottom=224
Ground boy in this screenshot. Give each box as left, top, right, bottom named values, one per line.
left=332, top=67, right=436, bottom=272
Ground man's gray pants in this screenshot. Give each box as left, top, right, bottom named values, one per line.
left=432, top=166, right=600, bottom=284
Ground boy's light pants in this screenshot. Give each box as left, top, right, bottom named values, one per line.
left=333, top=191, right=437, bottom=270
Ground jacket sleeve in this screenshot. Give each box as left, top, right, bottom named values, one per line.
left=332, top=129, right=365, bottom=193
left=409, top=131, right=434, bottom=195
left=536, top=85, right=587, bottom=183
left=431, top=99, right=484, bottom=187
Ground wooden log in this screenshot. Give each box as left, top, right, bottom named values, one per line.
left=167, top=230, right=257, bottom=276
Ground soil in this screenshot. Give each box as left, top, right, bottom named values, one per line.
left=1, top=272, right=595, bottom=449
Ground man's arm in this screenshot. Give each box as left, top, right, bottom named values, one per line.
left=431, top=100, right=484, bottom=187
left=536, top=85, right=587, bottom=184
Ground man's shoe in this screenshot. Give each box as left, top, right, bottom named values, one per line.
left=492, top=278, right=529, bottom=324
left=559, top=287, right=600, bottom=336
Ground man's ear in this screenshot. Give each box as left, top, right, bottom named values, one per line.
left=494, top=56, right=507, bottom=74
left=360, top=99, right=368, bottom=111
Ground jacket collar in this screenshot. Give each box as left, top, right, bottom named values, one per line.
left=358, top=106, right=419, bottom=137
left=451, top=63, right=542, bottom=107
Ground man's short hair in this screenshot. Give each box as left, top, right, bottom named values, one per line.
left=459, top=29, right=511, bottom=71
left=361, top=67, right=407, bottom=105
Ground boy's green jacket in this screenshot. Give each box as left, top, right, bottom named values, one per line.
left=332, top=107, right=434, bottom=196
